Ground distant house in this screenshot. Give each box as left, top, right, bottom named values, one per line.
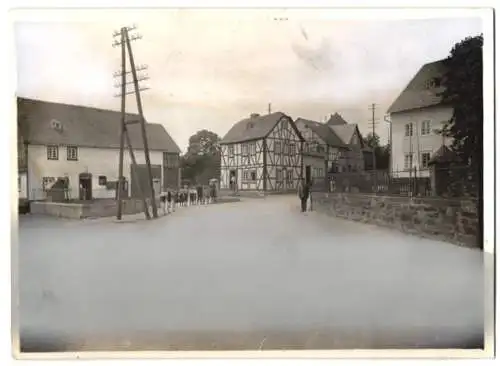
left=295, top=118, right=349, bottom=183
left=17, top=97, right=181, bottom=204
left=387, top=59, right=453, bottom=177
left=219, top=112, right=305, bottom=192
left=325, top=113, right=367, bottom=172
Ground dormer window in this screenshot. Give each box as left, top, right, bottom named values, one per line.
left=424, top=77, right=441, bottom=89
left=50, top=119, right=63, bottom=131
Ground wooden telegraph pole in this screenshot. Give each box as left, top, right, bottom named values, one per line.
left=113, top=25, right=158, bottom=220
left=369, top=103, right=378, bottom=190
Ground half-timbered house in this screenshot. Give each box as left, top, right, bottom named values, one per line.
left=295, top=118, right=349, bottom=184
left=219, top=112, right=305, bottom=192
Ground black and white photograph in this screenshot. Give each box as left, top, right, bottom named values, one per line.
left=7, top=5, right=495, bottom=360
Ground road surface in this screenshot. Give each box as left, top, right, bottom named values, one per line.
left=17, top=195, right=484, bottom=351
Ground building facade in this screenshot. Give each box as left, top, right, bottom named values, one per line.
left=294, top=118, right=349, bottom=183
left=220, top=112, right=304, bottom=192
left=17, top=97, right=181, bottom=203
left=387, top=60, right=453, bottom=178
left=326, top=113, right=367, bottom=172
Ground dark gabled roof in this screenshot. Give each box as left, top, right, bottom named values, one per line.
left=429, top=145, right=460, bottom=165
left=17, top=97, right=181, bottom=153
left=328, top=124, right=358, bottom=146
left=325, top=113, right=349, bottom=126
left=387, top=59, right=447, bottom=114
left=220, top=112, right=304, bottom=144
left=295, top=117, right=347, bottom=149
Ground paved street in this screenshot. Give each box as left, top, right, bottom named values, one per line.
left=17, top=195, right=484, bottom=351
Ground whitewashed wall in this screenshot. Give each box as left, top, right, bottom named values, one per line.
left=18, top=172, right=28, bottom=199
left=27, top=145, right=164, bottom=200
left=391, top=105, right=454, bottom=178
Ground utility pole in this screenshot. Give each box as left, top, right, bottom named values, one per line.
left=369, top=103, right=377, bottom=191
left=383, top=114, right=392, bottom=175
left=268, top=103, right=272, bottom=114
left=113, top=25, right=158, bottom=220
left=369, top=103, right=377, bottom=171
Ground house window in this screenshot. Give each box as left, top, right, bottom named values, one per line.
left=66, top=146, right=78, bottom=161
left=421, top=120, right=431, bottom=135
left=47, top=145, right=59, bottom=160
left=241, top=143, right=248, bottom=156
left=405, top=123, right=413, bottom=137
left=164, top=152, right=179, bottom=168
left=421, top=152, right=431, bottom=168
left=289, top=143, right=296, bottom=155
left=242, top=170, right=249, bottom=181
left=98, top=176, right=107, bottom=186
left=274, top=141, right=282, bottom=154
left=286, top=170, right=293, bottom=183
left=276, top=169, right=283, bottom=181
left=250, top=171, right=257, bottom=181
left=404, top=153, right=413, bottom=170
left=228, top=145, right=234, bottom=157
left=283, top=142, right=289, bottom=154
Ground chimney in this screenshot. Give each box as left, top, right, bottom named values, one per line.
left=250, top=113, right=260, bottom=118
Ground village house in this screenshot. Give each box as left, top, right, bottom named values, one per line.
left=17, top=97, right=181, bottom=207
left=294, top=117, right=349, bottom=184
left=325, top=113, right=368, bottom=172
left=219, top=112, right=304, bottom=193
left=387, top=59, right=453, bottom=178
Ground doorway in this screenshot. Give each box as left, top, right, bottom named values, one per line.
left=79, top=172, right=92, bottom=201
left=229, top=170, right=237, bottom=191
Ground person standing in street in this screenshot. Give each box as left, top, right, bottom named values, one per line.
left=166, top=189, right=172, bottom=213
left=160, top=192, right=167, bottom=215
left=298, top=178, right=309, bottom=213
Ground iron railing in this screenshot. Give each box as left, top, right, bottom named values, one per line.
left=311, top=165, right=478, bottom=198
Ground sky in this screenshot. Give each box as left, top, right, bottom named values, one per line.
left=14, top=9, right=483, bottom=152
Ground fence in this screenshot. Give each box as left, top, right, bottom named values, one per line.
left=311, top=165, right=479, bottom=198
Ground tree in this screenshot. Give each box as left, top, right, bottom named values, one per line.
left=439, top=34, right=483, bottom=168
left=181, top=129, right=221, bottom=184
left=363, top=132, right=380, bottom=150
left=439, top=34, right=483, bottom=248
left=363, top=132, right=390, bottom=170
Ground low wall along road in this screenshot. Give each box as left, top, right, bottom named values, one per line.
left=311, top=192, right=480, bottom=248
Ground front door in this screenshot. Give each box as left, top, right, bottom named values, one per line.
left=79, top=173, right=92, bottom=200
left=230, top=170, right=237, bottom=191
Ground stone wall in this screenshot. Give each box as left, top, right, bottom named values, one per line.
left=311, top=192, right=480, bottom=248
left=30, top=198, right=161, bottom=219
left=31, top=201, right=83, bottom=219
